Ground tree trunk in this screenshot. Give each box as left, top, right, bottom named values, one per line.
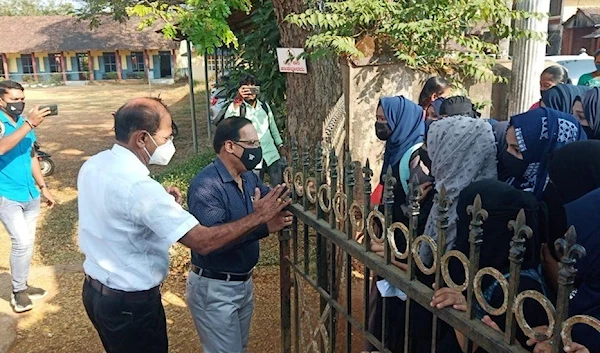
left=272, top=0, right=343, bottom=148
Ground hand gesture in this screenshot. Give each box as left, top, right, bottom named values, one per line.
left=253, top=184, right=291, bottom=223
left=370, top=242, right=408, bottom=271
left=237, top=85, right=252, bottom=100
left=418, top=181, right=433, bottom=202
left=165, top=186, right=183, bottom=204
left=267, top=210, right=293, bottom=233
left=430, top=284, right=467, bottom=311
left=42, top=188, right=56, bottom=208
left=28, top=105, right=51, bottom=127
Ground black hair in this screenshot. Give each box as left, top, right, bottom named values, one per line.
left=418, top=76, right=450, bottom=107
left=239, top=74, right=258, bottom=87
left=113, top=98, right=168, bottom=142
left=595, top=49, right=600, bottom=59
left=541, top=65, right=571, bottom=85
left=439, top=95, right=479, bottom=118
left=0, top=80, right=24, bottom=96
left=212, top=117, right=253, bottom=153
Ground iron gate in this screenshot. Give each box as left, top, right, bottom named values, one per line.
left=277, top=141, right=600, bottom=353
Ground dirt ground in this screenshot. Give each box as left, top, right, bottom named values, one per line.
left=0, top=83, right=368, bottom=353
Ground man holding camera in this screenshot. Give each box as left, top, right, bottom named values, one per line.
left=0, top=80, right=55, bottom=313
left=224, top=74, right=285, bottom=185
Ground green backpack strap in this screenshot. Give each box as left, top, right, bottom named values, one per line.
left=398, top=143, right=424, bottom=194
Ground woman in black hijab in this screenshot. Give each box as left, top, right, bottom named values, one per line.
left=432, top=179, right=548, bottom=352
left=573, top=88, right=600, bottom=139
left=541, top=84, right=590, bottom=114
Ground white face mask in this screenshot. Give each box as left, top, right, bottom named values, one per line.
left=144, top=133, right=175, bottom=165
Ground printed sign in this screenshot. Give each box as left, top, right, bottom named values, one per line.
left=276, top=48, right=308, bottom=74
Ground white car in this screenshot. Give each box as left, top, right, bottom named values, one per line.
left=545, top=54, right=596, bottom=85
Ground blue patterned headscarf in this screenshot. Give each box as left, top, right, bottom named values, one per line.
left=508, top=107, right=587, bottom=198
left=379, top=96, right=425, bottom=180
left=541, top=84, right=590, bottom=114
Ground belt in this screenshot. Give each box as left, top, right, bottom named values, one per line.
left=191, top=265, right=252, bottom=282
left=85, top=275, right=160, bottom=301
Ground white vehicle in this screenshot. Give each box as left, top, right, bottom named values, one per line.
left=545, top=54, right=596, bottom=85
left=209, top=86, right=230, bottom=121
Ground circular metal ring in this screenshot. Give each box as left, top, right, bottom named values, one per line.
left=349, top=201, right=364, bottom=232
left=318, top=184, right=331, bottom=212
left=441, top=250, right=470, bottom=292
left=561, top=315, right=600, bottom=347
left=305, top=177, right=317, bottom=204
left=333, top=192, right=347, bottom=222
left=410, top=235, right=437, bottom=275
left=387, top=222, right=410, bottom=260
left=283, top=167, right=293, bottom=185
left=294, top=172, right=304, bottom=197
left=473, top=267, right=509, bottom=316
left=514, top=290, right=556, bottom=341
left=366, top=210, right=385, bottom=243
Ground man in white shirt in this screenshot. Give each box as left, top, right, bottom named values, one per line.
left=78, top=97, right=291, bottom=353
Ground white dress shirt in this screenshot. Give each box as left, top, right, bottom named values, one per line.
left=78, top=144, right=199, bottom=291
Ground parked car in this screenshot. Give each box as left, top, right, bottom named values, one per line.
left=545, top=54, right=595, bottom=85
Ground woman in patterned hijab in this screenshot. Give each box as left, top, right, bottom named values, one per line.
left=499, top=107, right=587, bottom=199
left=421, top=115, right=497, bottom=264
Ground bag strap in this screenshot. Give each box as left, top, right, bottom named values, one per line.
left=398, top=143, right=424, bottom=194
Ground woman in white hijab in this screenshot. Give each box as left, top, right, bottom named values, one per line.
left=421, top=115, right=498, bottom=265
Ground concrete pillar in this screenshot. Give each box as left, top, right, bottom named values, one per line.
left=508, top=0, right=551, bottom=117
left=87, top=51, right=94, bottom=81
left=115, top=50, right=122, bottom=81
left=1, top=53, right=9, bottom=80
left=171, top=49, right=177, bottom=74
left=31, top=52, right=39, bottom=82
left=498, top=0, right=513, bottom=60
left=60, top=52, right=67, bottom=82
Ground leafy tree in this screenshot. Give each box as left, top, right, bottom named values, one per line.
left=0, top=0, right=74, bottom=15
left=75, top=0, right=251, bottom=52
left=286, top=0, right=543, bottom=84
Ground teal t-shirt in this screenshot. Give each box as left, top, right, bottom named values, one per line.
left=0, top=112, right=40, bottom=202
left=578, top=73, right=600, bottom=87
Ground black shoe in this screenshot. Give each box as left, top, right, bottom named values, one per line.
left=11, top=290, right=33, bottom=313
left=25, top=285, right=47, bottom=300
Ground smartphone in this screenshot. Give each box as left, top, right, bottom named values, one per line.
left=39, top=104, right=58, bottom=116
left=247, top=86, right=260, bottom=95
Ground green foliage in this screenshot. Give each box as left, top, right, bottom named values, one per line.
left=286, top=0, right=543, bottom=84
left=153, top=151, right=216, bottom=208
left=106, top=72, right=118, bottom=80
left=76, top=0, right=251, bottom=52
left=0, top=0, right=73, bottom=15
left=225, top=0, right=287, bottom=128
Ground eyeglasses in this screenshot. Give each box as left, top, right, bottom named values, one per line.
left=154, top=134, right=174, bottom=142
left=234, top=140, right=261, bottom=148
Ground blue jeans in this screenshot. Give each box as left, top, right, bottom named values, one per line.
left=0, top=197, right=40, bottom=292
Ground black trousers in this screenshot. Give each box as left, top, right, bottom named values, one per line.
left=82, top=278, right=168, bottom=353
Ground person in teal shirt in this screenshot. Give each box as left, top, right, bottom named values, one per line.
left=0, top=80, right=55, bottom=313
left=577, top=49, right=600, bottom=88
left=224, top=75, right=284, bottom=185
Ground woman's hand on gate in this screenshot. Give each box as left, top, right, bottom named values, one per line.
left=481, top=315, right=501, bottom=332
left=369, top=242, right=408, bottom=271
left=430, top=285, right=467, bottom=311
left=563, top=343, right=590, bottom=353
left=418, top=181, right=433, bottom=202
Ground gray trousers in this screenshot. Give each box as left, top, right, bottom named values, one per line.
left=186, top=270, right=254, bottom=353
left=0, top=197, right=40, bottom=292
left=254, top=159, right=282, bottom=186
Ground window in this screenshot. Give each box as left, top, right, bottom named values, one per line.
left=48, top=53, right=62, bottom=73
left=103, top=53, right=117, bottom=73
left=131, top=52, right=145, bottom=72
left=206, top=51, right=232, bottom=72
left=21, top=54, right=33, bottom=74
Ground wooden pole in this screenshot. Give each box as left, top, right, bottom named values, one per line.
left=115, top=50, right=122, bottom=81
left=1, top=53, right=9, bottom=80
left=31, top=52, right=38, bottom=82
left=508, top=0, right=550, bottom=117
left=143, top=50, right=150, bottom=80
left=60, top=52, right=67, bottom=83
left=87, top=51, right=94, bottom=81
left=171, top=49, right=177, bottom=76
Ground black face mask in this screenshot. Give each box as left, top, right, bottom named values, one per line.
left=582, top=126, right=596, bottom=139
left=499, top=149, right=528, bottom=181
left=375, top=121, right=392, bottom=140
left=234, top=143, right=263, bottom=171
left=4, top=101, right=24, bottom=118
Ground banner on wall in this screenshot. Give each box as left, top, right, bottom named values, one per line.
left=276, top=48, right=307, bottom=74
